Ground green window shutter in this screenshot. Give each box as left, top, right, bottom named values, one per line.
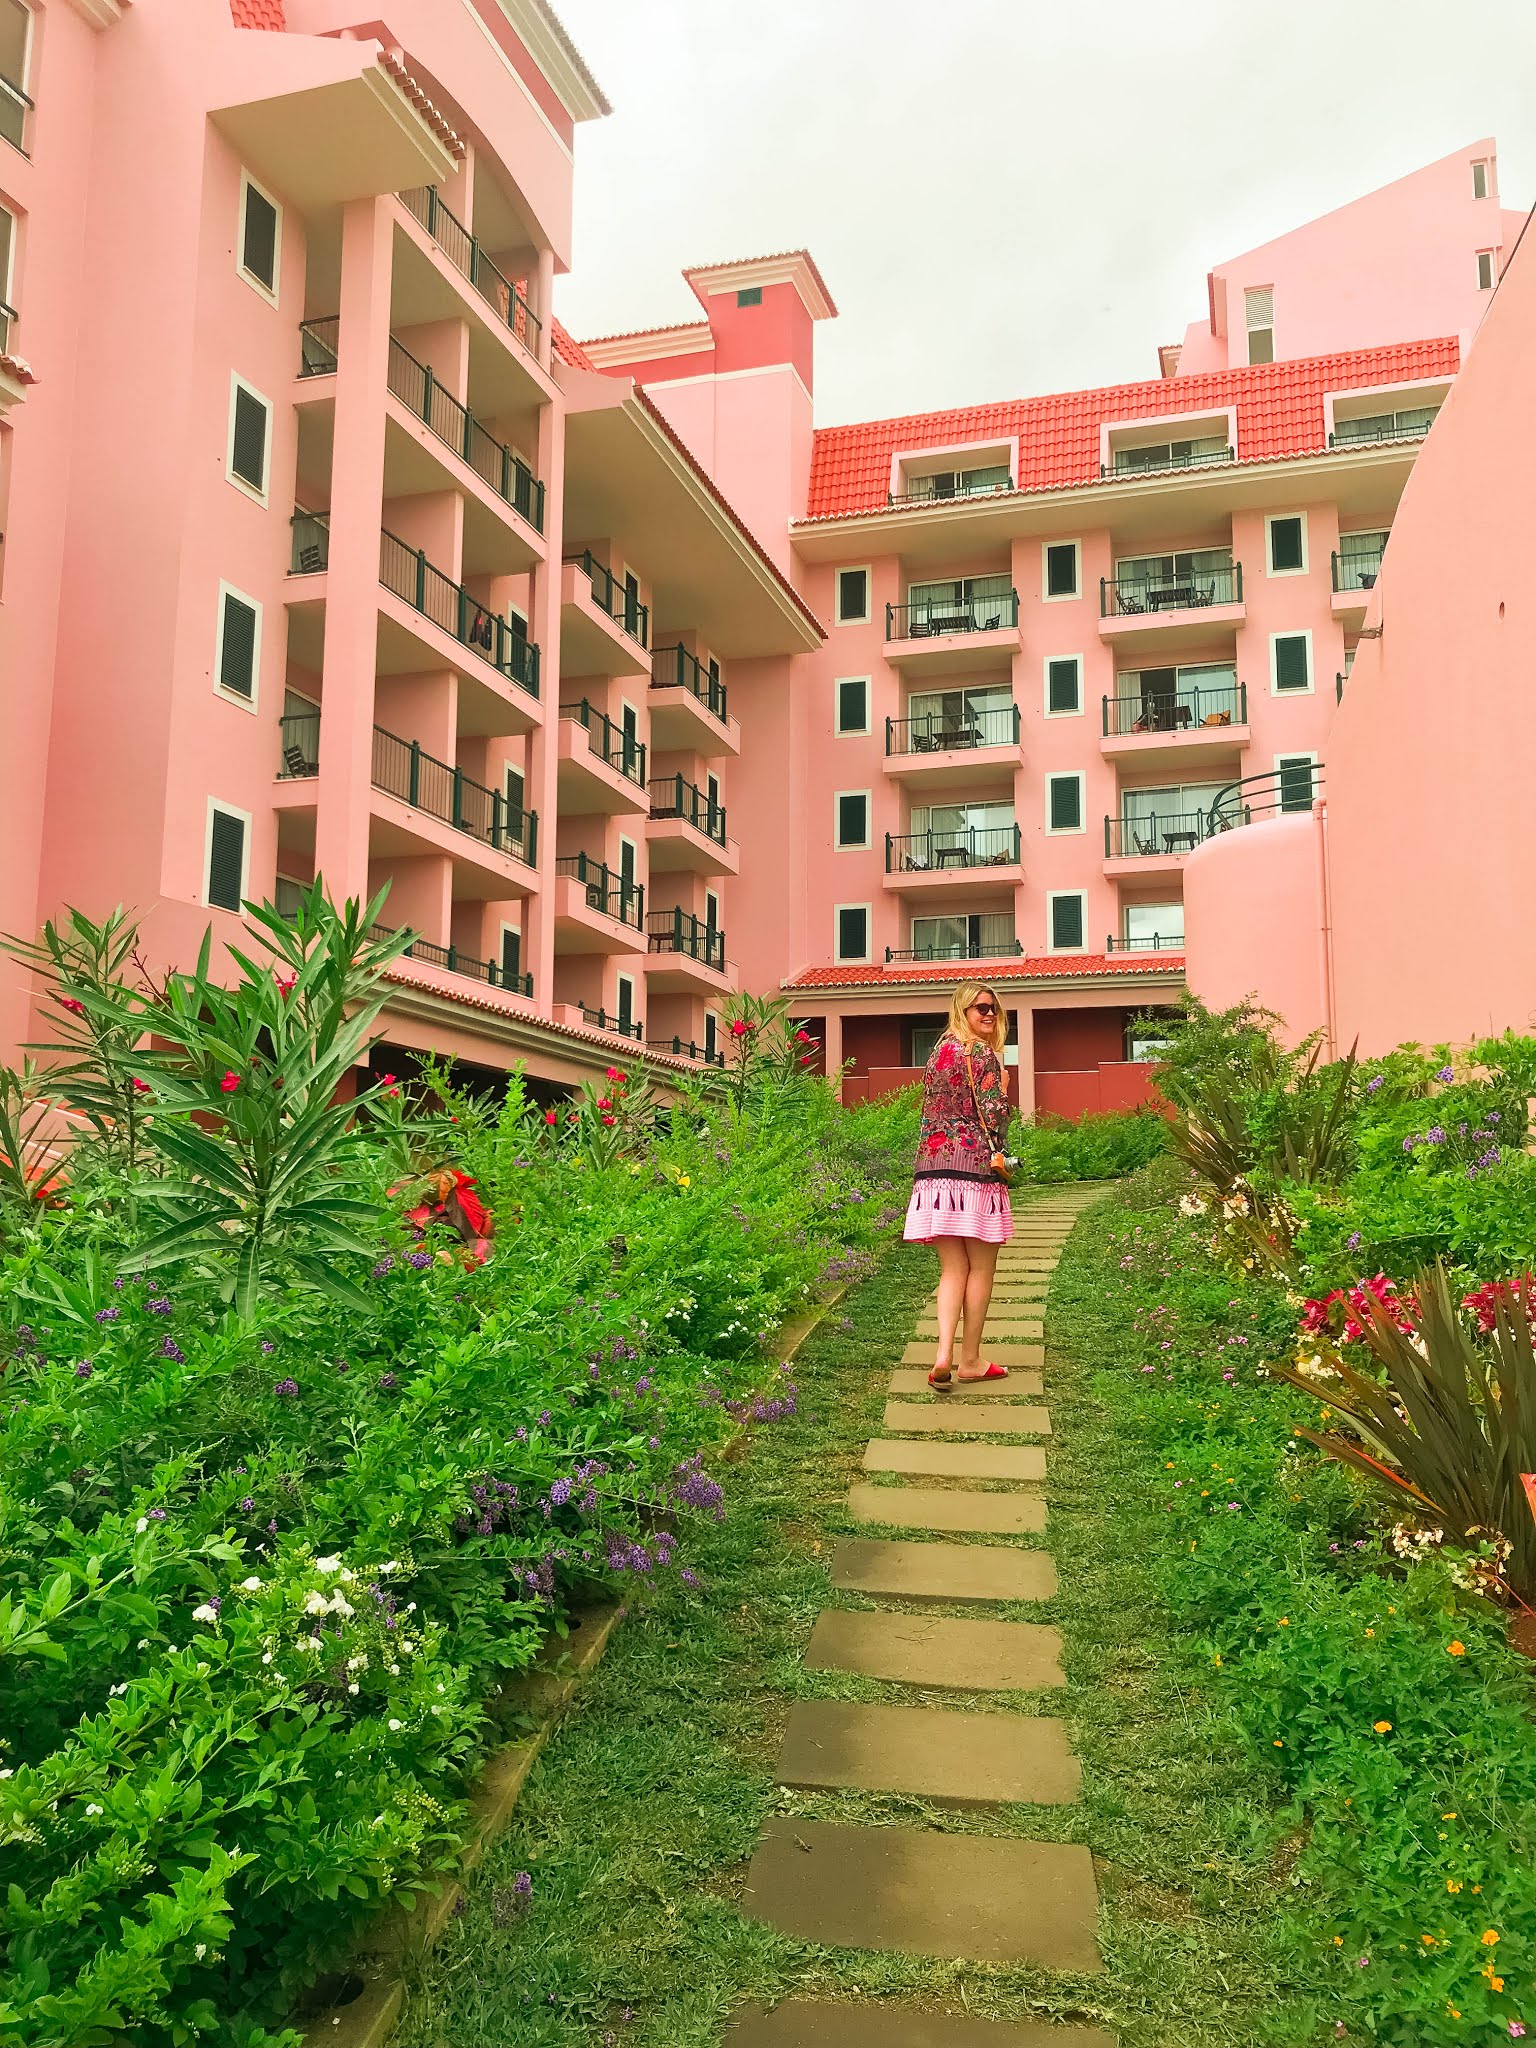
left=1045, top=543, right=1078, bottom=598
left=1278, top=757, right=1316, bottom=811
left=616, top=976, right=634, bottom=1030
left=1048, top=776, right=1082, bottom=831
left=1051, top=894, right=1084, bottom=949
left=242, top=184, right=279, bottom=291
left=207, top=809, right=246, bottom=911
left=837, top=905, right=867, bottom=960
left=500, top=929, right=521, bottom=985
left=1047, top=658, right=1080, bottom=713
left=218, top=593, right=258, bottom=698
left=1269, top=517, right=1304, bottom=572
left=736, top=285, right=763, bottom=308
left=836, top=792, right=867, bottom=845
left=1273, top=634, right=1310, bottom=690
left=837, top=568, right=868, bottom=621
left=837, top=677, right=868, bottom=732
left=231, top=387, right=268, bottom=491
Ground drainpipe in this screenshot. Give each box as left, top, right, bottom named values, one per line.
left=1313, top=797, right=1337, bottom=1058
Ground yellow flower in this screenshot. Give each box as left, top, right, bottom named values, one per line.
left=1365, top=1628, right=1375, bottom=1638
left=1422, top=1934, right=1437, bottom=1946
left=1278, top=1617, right=1290, bottom=1627
left=1442, top=1812, right=1457, bottom=1820
left=1482, top=1929, right=1500, bottom=1946
left=678, top=1174, right=691, bottom=1187
left=1373, top=1720, right=1393, bottom=1734
left=1447, top=1640, right=1466, bottom=1657
left=1447, top=2005, right=1461, bottom=2020
left=1447, top=1880, right=1462, bottom=1893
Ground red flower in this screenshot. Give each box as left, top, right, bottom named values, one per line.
left=794, top=1029, right=812, bottom=1043
left=799, top=1053, right=815, bottom=1065
left=380, top=1072, right=401, bottom=1097
left=601, top=1113, right=616, bottom=1126
left=131, top=1078, right=151, bottom=1095
left=567, top=1111, right=579, bottom=1124
left=220, top=1071, right=240, bottom=1094
left=56, top=995, right=85, bottom=1016
left=597, top=1097, right=612, bottom=1110
left=544, top=1110, right=558, bottom=1126
left=275, top=973, right=297, bottom=999
left=925, top=1133, right=945, bottom=1155
left=730, top=1019, right=750, bottom=1038
left=1463, top=1276, right=1536, bottom=1334
left=605, top=1066, right=625, bottom=1081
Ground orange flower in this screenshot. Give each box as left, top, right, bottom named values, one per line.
left=1482, top=1930, right=1501, bottom=1946
left=1373, top=1720, right=1392, bottom=1734
left=1447, top=1640, right=1466, bottom=1656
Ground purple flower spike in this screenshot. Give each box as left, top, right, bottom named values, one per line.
left=94, top=1307, right=120, bottom=1323
left=74, top=1361, right=94, bottom=1379
left=273, top=1377, right=300, bottom=1399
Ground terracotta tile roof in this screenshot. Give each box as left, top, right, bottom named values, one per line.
left=228, top=0, right=285, bottom=26
left=383, top=961, right=702, bottom=1070
left=376, top=53, right=467, bottom=159
left=577, top=319, right=711, bottom=349
left=683, top=249, right=838, bottom=318
left=551, top=318, right=598, bottom=371
left=802, top=336, right=1460, bottom=521
left=782, top=954, right=1185, bottom=992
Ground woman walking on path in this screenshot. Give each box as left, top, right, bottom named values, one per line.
left=904, top=983, right=1014, bottom=1389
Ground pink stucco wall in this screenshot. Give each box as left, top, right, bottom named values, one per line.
left=1182, top=810, right=1326, bottom=1041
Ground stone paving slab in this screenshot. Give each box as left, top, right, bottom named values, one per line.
left=882, top=1401, right=1052, bottom=1438
left=901, top=1341, right=1043, bottom=1368
left=916, top=1322, right=1044, bottom=1341
left=744, top=1820, right=1101, bottom=1969
left=728, top=2001, right=1115, bottom=2048
left=889, top=1367, right=1044, bottom=1399
left=864, top=1440, right=1047, bottom=1482
left=776, top=1699, right=1079, bottom=1806
left=805, top=1608, right=1063, bottom=1690
left=848, top=1483, right=1047, bottom=1535
left=831, top=1536, right=1057, bottom=1605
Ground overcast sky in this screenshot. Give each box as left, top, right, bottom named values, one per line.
left=550, top=0, right=1536, bottom=425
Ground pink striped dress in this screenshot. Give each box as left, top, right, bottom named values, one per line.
left=903, top=1033, right=1014, bottom=1244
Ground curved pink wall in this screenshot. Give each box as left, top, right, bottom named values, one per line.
left=1183, top=811, right=1325, bottom=1041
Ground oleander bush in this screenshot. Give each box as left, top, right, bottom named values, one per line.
left=0, top=898, right=912, bottom=2048
left=1014, top=1105, right=1170, bottom=1183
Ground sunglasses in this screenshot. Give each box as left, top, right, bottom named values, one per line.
left=968, top=1002, right=998, bottom=1018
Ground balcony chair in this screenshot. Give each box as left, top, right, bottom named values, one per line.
left=296, top=543, right=325, bottom=574
left=282, top=744, right=315, bottom=779
left=1201, top=709, right=1232, bottom=727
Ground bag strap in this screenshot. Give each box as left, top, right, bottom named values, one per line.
left=962, top=1040, right=990, bottom=1135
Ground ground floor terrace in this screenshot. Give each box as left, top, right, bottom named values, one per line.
left=784, top=956, right=1184, bottom=1119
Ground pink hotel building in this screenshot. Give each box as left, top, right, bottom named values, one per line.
left=0, top=0, right=1524, bottom=1107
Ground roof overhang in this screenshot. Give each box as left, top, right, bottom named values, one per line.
left=485, top=0, right=611, bottom=120
left=559, top=368, right=824, bottom=656
left=684, top=250, right=837, bottom=321
left=381, top=972, right=713, bottom=1084
left=579, top=321, right=714, bottom=369
left=781, top=963, right=1187, bottom=1001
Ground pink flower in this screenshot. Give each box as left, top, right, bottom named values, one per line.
left=131, top=1077, right=151, bottom=1095
left=605, top=1066, right=625, bottom=1082
left=56, top=995, right=85, bottom=1016
left=601, top=1113, right=616, bottom=1126
left=597, top=1098, right=612, bottom=1110
left=275, top=972, right=296, bottom=998
left=799, top=1053, right=815, bottom=1065
left=544, top=1110, right=558, bottom=1126
left=729, top=1019, right=750, bottom=1038
left=220, top=1071, right=240, bottom=1094
left=794, top=1029, right=812, bottom=1043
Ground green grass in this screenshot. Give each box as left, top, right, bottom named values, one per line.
left=392, top=1189, right=1314, bottom=2048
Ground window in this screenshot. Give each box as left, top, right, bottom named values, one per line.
left=0, top=2, right=31, bottom=153
left=1124, top=902, right=1184, bottom=951
left=1267, top=514, right=1306, bottom=575
left=909, top=798, right=1015, bottom=863
left=617, top=836, right=638, bottom=893
left=1043, top=541, right=1079, bottom=600
left=238, top=172, right=281, bottom=299
left=1114, top=661, right=1238, bottom=732
left=835, top=904, right=870, bottom=963
left=835, top=567, right=870, bottom=624
left=835, top=791, right=870, bottom=849
left=910, top=1022, right=946, bottom=1067
left=910, top=912, right=1016, bottom=963
left=901, top=462, right=1012, bottom=503
left=0, top=202, right=14, bottom=351
left=1336, top=528, right=1388, bottom=591
left=1110, top=433, right=1230, bottom=475
left=904, top=573, right=1013, bottom=635
left=1277, top=755, right=1318, bottom=812
left=205, top=802, right=249, bottom=912
left=274, top=873, right=306, bottom=921
left=704, top=888, right=720, bottom=932
left=1128, top=1020, right=1177, bottom=1062
left=1271, top=632, right=1312, bottom=694
left=1045, top=656, right=1082, bottom=716
left=1331, top=403, right=1441, bottom=447
left=835, top=676, right=870, bottom=735
left=1046, top=772, right=1085, bottom=834
left=1112, top=546, right=1234, bottom=607
left=704, top=1010, right=718, bottom=1062
left=1472, top=159, right=1489, bottom=200
left=1048, top=892, right=1086, bottom=951
left=504, top=765, right=525, bottom=823
left=499, top=925, right=522, bottom=988
left=215, top=585, right=260, bottom=706
left=1118, top=781, right=1225, bottom=854
left=615, top=973, right=636, bottom=1032
left=903, top=684, right=1013, bottom=748
left=227, top=376, right=271, bottom=500
left=1244, top=286, right=1274, bottom=365
left=1477, top=250, right=1495, bottom=291
left=736, top=285, right=762, bottom=308
left=706, top=772, right=722, bottom=818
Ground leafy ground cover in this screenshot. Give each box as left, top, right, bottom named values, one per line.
left=1014, top=1105, right=1169, bottom=1184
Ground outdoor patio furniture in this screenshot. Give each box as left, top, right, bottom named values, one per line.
left=1163, top=828, right=1200, bottom=853
left=282, top=745, right=315, bottom=779
left=1201, top=710, right=1233, bottom=726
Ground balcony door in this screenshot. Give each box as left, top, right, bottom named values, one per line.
left=1117, top=660, right=1237, bottom=729
left=906, top=684, right=1013, bottom=748
left=1114, top=546, right=1231, bottom=600
left=906, top=572, right=1012, bottom=635
left=911, top=911, right=1016, bottom=962
left=1119, top=781, right=1225, bottom=854
left=1124, top=902, right=1184, bottom=949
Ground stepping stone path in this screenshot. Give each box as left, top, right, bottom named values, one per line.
left=737, top=1187, right=1115, bottom=2047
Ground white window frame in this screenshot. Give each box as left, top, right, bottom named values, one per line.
left=1042, top=653, right=1083, bottom=719
left=834, top=565, right=872, bottom=625
left=1041, top=538, right=1081, bottom=603
left=1472, top=158, right=1489, bottom=200
left=204, top=798, right=252, bottom=912
left=834, top=902, right=872, bottom=964
left=1265, top=511, right=1309, bottom=578
left=1044, top=770, right=1087, bottom=836
left=1046, top=889, right=1088, bottom=954
left=1274, top=751, right=1320, bottom=814
left=226, top=372, right=273, bottom=506
left=236, top=169, right=282, bottom=305
left=1268, top=627, right=1314, bottom=697
left=1477, top=249, right=1496, bottom=291
left=834, top=674, right=871, bottom=736
left=1124, top=901, right=1185, bottom=949
left=834, top=788, right=872, bottom=850
left=213, top=581, right=262, bottom=713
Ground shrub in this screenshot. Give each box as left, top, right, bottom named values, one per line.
left=1015, top=1105, right=1168, bottom=1182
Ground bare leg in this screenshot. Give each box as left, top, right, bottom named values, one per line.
left=958, top=1238, right=1001, bottom=1377
left=932, top=1237, right=971, bottom=1381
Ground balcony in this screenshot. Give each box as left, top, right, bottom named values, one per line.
left=277, top=711, right=321, bottom=781
left=647, top=1035, right=725, bottom=1068
left=645, top=908, right=731, bottom=992
left=561, top=553, right=650, bottom=679
left=381, top=928, right=534, bottom=999
left=1101, top=679, right=1248, bottom=764
left=579, top=1004, right=643, bottom=1042
left=1105, top=934, right=1184, bottom=955
left=886, top=473, right=1015, bottom=508
left=884, top=826, right=1022, bottom=894
left=1101, top=443, right=1234, bottom=479
left=885, top=941, right=1024, bottom=964
left=649, top=644, right=740, bottom=756
left=884, top=590, right=1022, bottom=675
left=883, top=702, right=1021, bottom=788
left=1327, top=408, right=1439, bottom=451
left=553, top=853, right=646, bottom=953
left=647, top=774, right=739, bottom=875
left=557, top=700, right=649, bottom=815
left=398, top=186, right=541, bottom=362
left=1098, top=564, right=1244, bottom=649
left=370, top=724, right=538, bottom=872
left=1103, top=808, right=1221, bottom=880
left=1, top=71, right=32, bottom=156
left=1331, top=539, right=1386, bottom=625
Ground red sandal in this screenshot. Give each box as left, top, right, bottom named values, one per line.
left=927, top=1364, right=954, bottom=1390
left=955, top=1362, right=1010, bottom=1382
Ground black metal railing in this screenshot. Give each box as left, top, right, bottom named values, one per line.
left=556, top=853, right=644, bottom=929
left=886, top=826, right=1021, bottom=874
left=1104, top=810, right=1219, bottom=860
left=277, top=712, right=321, bottom=779
left=290, top=509, right=330, bottom=574
left=647, top=1035, right=725, bottom=1067
left=399, top=185, right=541, bottom=358
left=387, top=337, right=545, bottom=528
left=885, top=941, right=1024, bottom=963
left=1328, top=413, right=1438, bottom=449
left=379, top=927, right=533, bottom=995
left=886, top=476, right=1015, bottom=507
left=298, top=316, right=339, bottom=376
left=1101, top=564, right=1242, bottom=616
left=581, top=1004, right=643, bottom=1041
left=371, top=725, right=537, bottom=864
left=1102, top=444, right=1235, bottom=478
left=647, top=908, right=725, bottom=970
left=379, top=529, right=539, bottom=696
left=0, top=74, right=32, bottom=154
left=1206, top=764, right=1324, bottom=830
left=886, top=704, right=1019, bottom=754
left=886, top=589, right=1020, bottom=640
left=651, top=645, right=728, bottom=723
left=1106, top=933, right=1185, bottom=953
left=1331, top=543, right=1385, bottom=593
left=566, top=552, right=648, bottom=647
left=563, top=700, right=646, bottom=784
left=1336, top=670, right=1347, bottom=704
left=648, top=774, right=727, bottom=844
left=1102, top=679, right=1246, bottom=736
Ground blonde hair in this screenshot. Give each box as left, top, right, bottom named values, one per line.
left=946, top=983, right=1008, bottom=1055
